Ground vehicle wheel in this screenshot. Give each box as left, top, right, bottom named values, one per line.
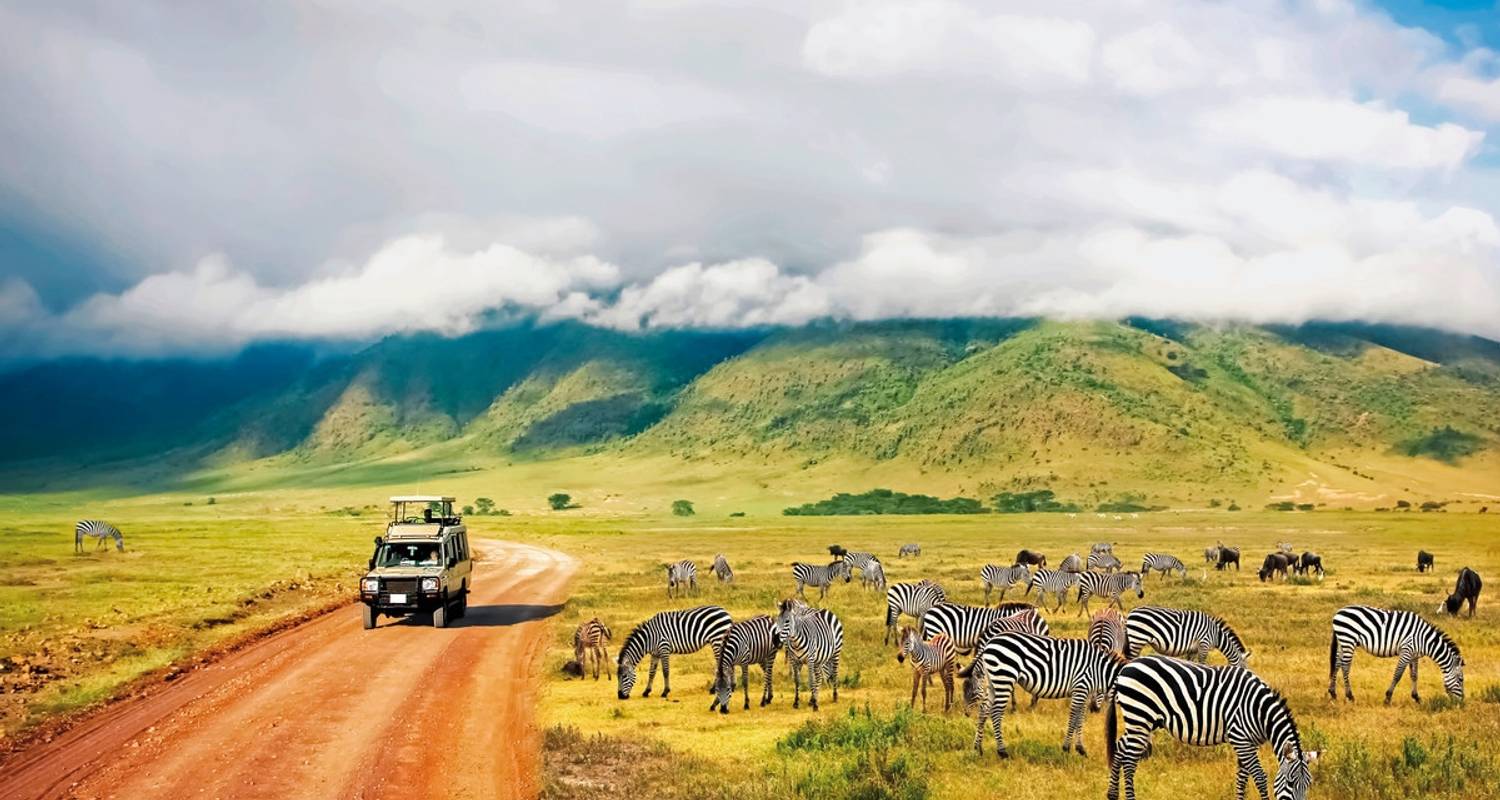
left=433, top=603, right=448, bottom=629
left=455, top=593, right=467, bottom=619
left=362, top=605, right=376, bottom=630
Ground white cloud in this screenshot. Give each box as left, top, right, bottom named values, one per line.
left=586, top=259, right=830, bottom=331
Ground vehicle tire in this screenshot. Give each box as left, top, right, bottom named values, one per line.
left=362, top=605, right=376, bottom=630
left=433, top=603, right=448, bottom=629
left=455, top=592, right=467, bottom=619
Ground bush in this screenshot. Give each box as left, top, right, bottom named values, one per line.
left=729, top=511, right=746, bottom=518
left=784, top=489, right=986, bottom=516
left=475, top=497, right=495, bottom=515
left=774, top=707, right=968, bottom=800
left=1227, top=502, right=1241, bottom=511
left=206, top=497, right=216, bottom=506
left=1400, top=426, right=1484, bottom=464
left=993, top=489, right=1080, bottom=514
left=1296, top=503, right=1315, bottom=511
left=1266, top=501, right=1297, bottom=512
left=462, top=505, right=474, bottom=516
left=548, top=493, right=575, bottom=511
left=671, top=499, right=695, bottom=517
left=1321, top=736, right=1500, bottom=799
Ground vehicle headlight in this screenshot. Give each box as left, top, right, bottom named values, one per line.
left=421, top=577, right=440, bottom=592
left=361, top=578, right=380, bottom=593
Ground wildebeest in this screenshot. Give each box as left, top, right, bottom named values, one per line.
left=1417, top=550, right=1435, bottom=573
left=1258, top=552, right=1293, bottom=582
left=1014, top=549, right=1047, bottom=568
left=1294, top=552, right=1324, bottom=579
left=1215, top=546, right=1241, bottom=571
left=1440, top=568, right=1482, bottom=618
left=828, top=545, right=848, bottom=558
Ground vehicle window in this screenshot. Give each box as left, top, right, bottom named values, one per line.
left=378, top=542, right=441, bottom=567
left=458, top=534, right=468, bottom=561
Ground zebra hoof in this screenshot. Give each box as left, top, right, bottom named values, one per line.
left=720, top=707, right=729, bottom=715
left=642, top=689, right=653, bottom=697
left=1075, top=745, right=1087, bottom=757
left=1411, top=693, right=1421, bottom=704
left=1383, top=694, right=1392, bottom=706
left=997, top=750, right=1010, bottom=760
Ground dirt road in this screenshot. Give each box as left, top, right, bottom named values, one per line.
left=0, top=541, right=577, bottom=800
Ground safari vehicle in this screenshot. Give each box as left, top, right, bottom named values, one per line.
left=359, top=496, right=473, bottom=629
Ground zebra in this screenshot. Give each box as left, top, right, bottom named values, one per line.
left=861, top=559, right=887, bottom=592
left=898, top=543, right=921, bottom=558
left=1328, top=605, right=1464, bottom=704
left=1058, top=553, right=1084, bottom=573
left=710, top=553, right=734, bottom=583
left=1204, top=545, right=1221, bottom=564
left=1091, top=542, right=1115, bottom=555
left=964, top=632, right=1126, bottom=757
left=884, top=580, right=947, bottom=645
left=789, top=560, right=850, bottom=601
left=1089, top=607, right=1126, bottom=654
left=980, top=564, right=1031, bottom=605
left=896, top=627, right=958, bottom=712
left=1125, top=606, right=1250, bottom=668
left=1076, top=570, right=1144, bottom=614
left=573, top=617, right=613, bottom=680
left=976, top=606, right=1051, bottom=647
left=842, top=551, right=882, bottom=583
left=1140, top=553, right=1187, bottom=580
left=919, top=602, right=1035, bottom=654
left=1088, top=551, right=1122, bottom=572
left=616, top=605, right=732, bottom=700
left=1026, top=568, right=1080, bottom=611
left=664, top=560, right=697, bottom=598
left=776, top=598, right=843, bottom=710
left=710, top=615, right=780, bottom=713
left=74, top=520, right=123, bottom=553
left=1107, top=656, right=1319, bottom=800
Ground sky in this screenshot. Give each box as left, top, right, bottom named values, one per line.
left=2, top=0, right=1500, bottom=359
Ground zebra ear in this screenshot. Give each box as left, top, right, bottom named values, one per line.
left=1279, top=742, right=1295, bottom=761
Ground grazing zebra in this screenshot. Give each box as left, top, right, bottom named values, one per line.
left=1059, top=553, right=1084, bottom=573
left=74, top=520, right=124, bottom=553
left=842, top=551, right=882, bottom=582
left=1417, top=550, right=1435, bottom=572
left=884, top=580, right=948, bottom=645
left=789, top=560, right=850, bottom=601
left=1026, top=568, right=1080, bottom=611
left=1088, top=551, right=1122, bottom=572
left=980, top=564, right=1031, bottom=605
left=1140, top=553, right=1186, bottom=580
left=896, top=627, right=958, bottom=712
left=1015, top=549, right=1047, bottom=568
left=1440, top=567, right=1481, bottom=618
left=1107, top=656, right=1319, bottom=800
left=1076, top=570, right=1144, bottom=614
left=616, top=605, right=733, bottom=700
left=710, top=553, right=734, bottom=583
left=1329, top=605, right=1464, bottom=704
left=976, top=606, right=1051, bottom=646
left=964, top=633, right=1126, bottom=758
left=898, top=543, right=921, bottom=558
left=861, top=559, right=888, bottom=592
left=1091, top=542, right=1114, bottom=555
left=1089, top=607, right=1126, bottom=654
left=776, top=598, right=844, bottom=710
left=573, top=617, right=613, bottom=680
left=664, top=560, right=697, bottom=598
left=1125, top=606, right=1250, bottom=668
left=710, top=615, right=780, bottom=713
left=919, top=602, right=1035, bottom=653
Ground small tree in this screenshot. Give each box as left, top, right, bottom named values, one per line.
left=475, top=497, right=495, bottom=515
left=672, top=499, right=695, bottom=517
left=548, top=493, right=573, bottom=511
left=462, top=505, right=474, bottom=516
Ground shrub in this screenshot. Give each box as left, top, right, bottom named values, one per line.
left=475, top=497, right=495, bottom=515
left=1227, top=502, right=1241, bottom=511
left=671, top=499, right=695, bottom=517
left=1296, top=503, right=1315, bottom=511
left=462, top=505, right=474, bottom=516
left=1396, top=500, right=1411, bottom=509
left=548, top=493, right=574, bottom=511
left=206, top=497, right=216, bottom=506
left=1208, top=498, right=1222, bottom=508
left=993, top=489, right=1080, bottom=513
left=729, top=511, right=746, bottom=518
left=1266, top=501, right=1297, bottom=512
left=1321, top=736, right=1500, bottom=799
left=1400, top=426, right=1484, bottom=464
left=784, top=489, right=986, bottom=516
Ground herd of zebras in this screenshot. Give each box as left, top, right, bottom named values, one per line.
left=573, top=541, right=1483, bottom=800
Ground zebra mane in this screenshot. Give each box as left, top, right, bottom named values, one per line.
left=618, top=625, right=649, bottom=666
left=1264, top=686, right=1303, bottom=759
left=1210, top=613, right=1246, bottom=650
left=1428, top=622, right=1462, bottom=659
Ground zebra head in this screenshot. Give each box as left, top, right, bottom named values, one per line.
left=1219, top=624, right=1250, bottom=668
left=616, top=628, right=645, bottom=699
left=895, top=626, right=917, bottom=663
left=616, top=660, right=637, bottom=699
left=832, top=560, right=852, bottom=583
left=1128, top=571, right=1145, bottom=598
left=776, top=599, right=799, bottom=642
left=712, top=659, right=735, bottom=714
left=1441, top=652, right=1465, bottom=701
left=1272, top=742, right=1319, bottom=800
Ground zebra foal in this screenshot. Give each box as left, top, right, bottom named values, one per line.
left=896, top=626, right=957, bottom=712
left=664, top=560, right=697, bottom=598
left=573, top=617, right=613, bottom=680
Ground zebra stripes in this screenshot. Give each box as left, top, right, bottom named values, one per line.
left=1140, top=553, right=1186, bottom=580
left=790, top=560, right=850, bottom=600
left=665, top=560, right=698, bottom=598
left=1089, top=607, right=1126, bottom=654
left=861, top=559, right=888, bottom=592
left=573, top=617, right=613, bottom=680
left=74, top=520, right=123, bottom=553
left=1027, top=568, right=1080, bottom=611
left=616, top=605, right=732, bottom=700
left=980, top=564, right=1031, bottom=605
left=896, top=627, right=957, bottom=712
left=966, top=633, right=1126, bottom=757
left=710, top=553, right=734, bottom=583
left=976, top=606, right=1050, bottom=650
left=776, top=599, right=844, bottom=710
left=898, top=543, right=921, bottom=558
left=884, top=580, right=947, bottom=645
left=1107, top=656, right=1318, bottom=800
left=1076, top=571, right=1144, bottom=614
left=1088, top=551, right=1122, bottom=573
left=711, top=615, right=780, bottom=713
left=1125, top=606, right=1250, bottom=668
left=842, top=551, right=882, bottom=582
left=1329, top=605, right=1464, bottom=704
left=1059, top=553, right=1084, bottom=573
left=919, top=602, right=1035, bottom=653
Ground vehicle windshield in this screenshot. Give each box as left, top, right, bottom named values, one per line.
left=378, top=542, right=442, bottom=567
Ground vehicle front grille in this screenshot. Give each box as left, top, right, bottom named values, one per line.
left=382, top=578, right=420, bottom=596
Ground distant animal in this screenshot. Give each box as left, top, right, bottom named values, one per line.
left=1087, top=551, right=1122, bottom=573
left=1026, top=568, right=1080, bottom=611
left=1440, top=568, right=1481, bottom=618
left=1140, top=553, right=1187, bottom=580
left=776, top=598, right=844, bottom=710
left=964, top=633, right=1125, bottom=758
left=1417, top=550, right=1435, bottom=572
left=884, top=580, right=947, bottom=645
left=573, top=617, right=613, bottom=680
left=827, top=544, right=847, bottom=558
left=1014, top=549, right=1047, bottom=568
left=919, top=602, right=1036, bottom=654
left=898, top=543, right=921, bottom=558
left=861, top=559, right=887, bottom=592
left=981, top=564, right=1031, bottom=605
left=1258, top=552, right=1293, bottom=582
left=616, top=605, right=733, bottom=700
left=1329, top=605, right=1464, bottom=704
left=975, top=606, right=1051, bottom=648
left=1058, top=553, right=1084, bottom=573
left=1277, top=541, right=1296, bottom=556
left=561, top=660, right=584, bottom=677
left=711, top=615, right=780, bottom=713
left=1088, top=607, right=1126, bottom=654
left=1090, top=542, right=1114, bottom=555
left=1126, top=606, right=1250, bottom=668
left=1215, top=545, right=1241, bottom=571
left=1203, top=545, right=1220, bottom=564
left=841, top=551, right=882, bottom=585
left=1294, top=552, right=1324, bottom=579
left=790, top=560, right=851, bottom=601
left=1107, top=656, right=1318, bottom=800
left=664, top=560, right=698, bottom=597
left=1075, top=571, right=1144, bottom=614
left=710, top=553, right=734, bottom=583
left=896, top=627, right=958, bottom=713
left=74, top=520, right=124, bottom=553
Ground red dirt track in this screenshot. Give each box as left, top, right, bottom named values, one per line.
left=0, top=541, right=577, bottom=800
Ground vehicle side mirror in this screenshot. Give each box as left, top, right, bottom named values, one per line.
left=373, top=536, right=383, bottom=547
left=367, top=557, right=375, bottom=570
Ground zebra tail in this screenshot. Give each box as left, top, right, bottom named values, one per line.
left=1105, top=694, right=1119, bottom=763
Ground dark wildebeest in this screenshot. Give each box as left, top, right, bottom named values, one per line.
left=1294, top=552, right=1324, bottom=578
left=828, top=545, right=848, bottom=558
left=1215, top=546, right=1241, bottom=571
left=1258, top=552, right=1292, bottom=582
left=1014, top=549, right=1047, bottom=568
left=1440, top=567, right=1482, bottom=618
left=1417, top=550, right=1435, bottom=573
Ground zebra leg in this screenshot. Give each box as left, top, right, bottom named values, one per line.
left=941, top=666, right=954, bottom=714
left=1116, top=732, right=1150, bottom=800
left=643, top=654, right=660, bottom=697
left=1385, top=651, right=1412, bottom=705
left=829, top=655, right=840, bottom=703
left=741, top=663, right=752, bottom=710
left=791, top=660, right=803, bottom=708
left=1231, top=736, right=1269, bottom=800
left=660, top=655, right=672, bottom=698
left=1065, top=690, right=1087, bottom=755
left=1341, top=647, right=1355, bottom=701
left=991, top=680, right=1012, bottom=757
left=808, top=661, right=821, bottom=711
left=972, top=695, right=988, bottom=755
left=919, top=669, right=929, bottom=712
left=760, top=657, right=774, bottom=707
left=796, top=580, right=806, bottom=599
left=1408, top=658, right=1421, bottom=703
left=910, top=669, right=920, bottom=708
